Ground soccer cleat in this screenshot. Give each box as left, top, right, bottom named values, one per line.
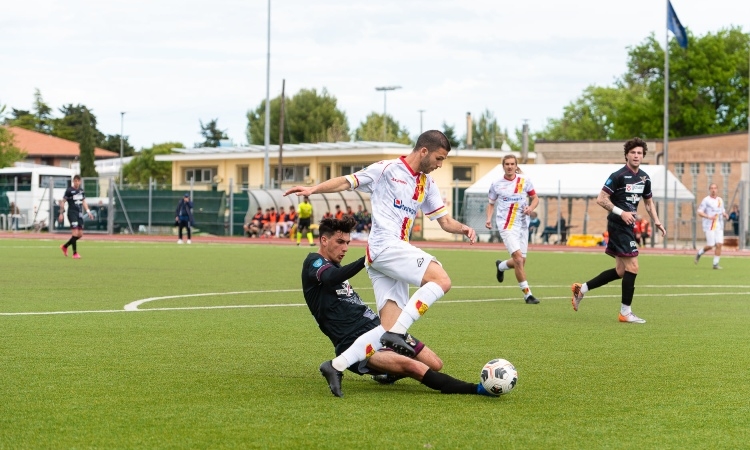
left=177, top=239, right=183, bottom=244
left=571, top=283, right=584, bottom=311
left=72, top=253, right=81, bottom=260
left=495, top=260, right=504, bottom=283
left=694, top=252, right=701, bottom=264
left=380, top=331, right=417, bottom=357
left=713, top=264, right=722, bottom=270
left=372, top=373, right=405, bottom=385
left=476, top=383, right=496, bottom=397
left=618, top=312, right=646, bottom=324
left=524, top=295, right=539, bottom=304
left=60, top=245, right=68, bottom=257
left=319, top=360, right=343, bottom=397
left=187, top=239, right=191, bottom=244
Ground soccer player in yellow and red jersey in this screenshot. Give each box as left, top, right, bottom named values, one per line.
left=285, top=130, right=476, bottom=357
left=695, top=183, right=729, bottom=269
left=485, top=154, right=539, bottom=304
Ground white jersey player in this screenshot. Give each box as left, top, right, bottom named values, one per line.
left=284, top=130, right=477, bottom=357
left=485, top=154, right=540, bottom=303
left=695, top=183, right=729, bottom=269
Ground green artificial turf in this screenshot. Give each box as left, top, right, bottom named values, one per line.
left=1, top=239, right=748, bottom=449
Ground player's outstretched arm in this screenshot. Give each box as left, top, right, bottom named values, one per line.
left=436, top=215, right=476, bottom=244
left=284, top=177, right=351, bottom=197
left=319, top=256, right=366, bottom=286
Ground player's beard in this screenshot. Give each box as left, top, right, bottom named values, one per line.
left=418, top=155, right=433, bottom=173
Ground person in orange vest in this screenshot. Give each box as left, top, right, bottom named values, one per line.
left=638, top=218, right=651, bottom=246
left=334, top=204, right=344, bottom=220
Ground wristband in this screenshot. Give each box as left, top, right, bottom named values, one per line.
left=612, top=206, right=623, bottom=216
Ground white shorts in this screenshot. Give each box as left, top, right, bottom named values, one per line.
left=366, top=241, right=439, bottom=312
left=500, top=227, right=529, bottom=257
left=705, top=228, right=724, bottom=247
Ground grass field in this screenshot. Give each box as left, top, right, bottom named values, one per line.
left=1, top=238, right=749, bottom=449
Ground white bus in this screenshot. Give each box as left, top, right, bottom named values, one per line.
left=0, top=165, right=75, bottom=230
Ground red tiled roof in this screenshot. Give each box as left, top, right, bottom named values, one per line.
left=5, top=126, right=118, bottom=159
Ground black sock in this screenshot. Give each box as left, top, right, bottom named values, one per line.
left=71, top=236, right=79, bottom=253
left=64, top=238, right=74, bottom=248
left=421, top=369, right=477, bottom=395
left=622, top=271, right=637, bottom=306
left=187, top=227, right=191, bottom=239
left=586, top=268, right=621, bottom=291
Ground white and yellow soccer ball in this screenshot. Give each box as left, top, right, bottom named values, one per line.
left=480, top=358, right=518, bottom=396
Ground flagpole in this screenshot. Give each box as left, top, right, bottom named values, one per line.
left=663, top=0, right=670, bottom=249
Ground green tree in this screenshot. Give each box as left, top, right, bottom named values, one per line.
left=246, top=88, right=350, bottom=144
left=122, top=142, right=182, bottom=185
left=7, top=109, right=36, bottom=130
left=540, top=27, right=750, bottom=140
left=199, top=119, right=228, bottom=147
left=353, top=113, right=411, bottom=144
left=53, top=104, right=106, bottom=144
left=468, top=109, right=505, bottom=148
left=442, top=122, right=461, bottom=149
left=0, top=127, right=26, bottom=168
left=78, top=110, right=98, bottom=177
left=537, top=85, right=625, bottom=141
left=98, top=134, right=136, bottom=157
left=32, top=89, right=53, bottom=133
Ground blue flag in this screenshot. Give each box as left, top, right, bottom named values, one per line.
left=667, top=1, right=687, bottom=48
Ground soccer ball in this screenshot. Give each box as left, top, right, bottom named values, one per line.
left=480, top=358, right=518, bottom=396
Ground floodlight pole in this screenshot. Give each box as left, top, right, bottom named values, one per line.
left=375, top=86, right=401, bottom=142
left=418, top=109, right=425, bottom=135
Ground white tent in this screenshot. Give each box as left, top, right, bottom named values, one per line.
left=462, top=164, right=695, bottom=241
left=465, top=164, right=694, bottom=201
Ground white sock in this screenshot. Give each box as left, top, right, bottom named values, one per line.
left=518, top=280, right=531, bottom=298
left=498, top=260, right=510, bottom=271
left=581, top=283, right=590, bottom=294
left=713, top=256, right=720, bottom=266
left=698, top=249, right=705, bottom=256
left=332, top=325, right=385, bottom=371
left=390, top=282, right=445, bottom=335
left=621, top=304, right=631, bottom=315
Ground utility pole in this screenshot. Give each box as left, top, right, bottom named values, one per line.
left=418, top=109, right=425, bottom=135
left=375, top=86, right=401, bottom=142
left=277, top=79, right=286, bottom=189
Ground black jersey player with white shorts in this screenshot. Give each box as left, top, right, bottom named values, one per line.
left=59, top=175, right=93, bottom=259
left=570, top=138, right=666, bottom=324
left=302, top=216, right=494, bottom=398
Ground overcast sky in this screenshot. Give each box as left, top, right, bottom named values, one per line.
left=2, top=0, right=748, bottom=149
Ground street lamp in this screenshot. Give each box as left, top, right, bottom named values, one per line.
left=375, top=86, right=401, bottom=142
left=119, top=112, right=125, bottom=189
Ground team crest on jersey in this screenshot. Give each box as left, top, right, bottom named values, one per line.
left=312, top=258, right=323, bottom=268
left=640, top=176, right=648, bottom=183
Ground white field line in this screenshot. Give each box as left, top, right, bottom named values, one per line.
left=1, top=286, right=749, bottom=317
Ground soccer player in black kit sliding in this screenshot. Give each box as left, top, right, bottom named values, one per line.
left=302, top=215, right=494, bottom=397
left=570, top=138, right=666, bottom=323
left=59, top=175, right=94, bottom=259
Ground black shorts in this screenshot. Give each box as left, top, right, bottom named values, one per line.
left=298, top=218, right=311, bottom=231
left=605, top=220, right=639, bottom=258
left=335, top=319, right=380, bottom=376
left=68, top=214, right=83, bottom=230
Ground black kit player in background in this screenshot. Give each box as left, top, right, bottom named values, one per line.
left=571, top=137, right=666, bottom=324
left=302, top=215, right=495, bottom=398
left=59, top=175, right=94, bottom=259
